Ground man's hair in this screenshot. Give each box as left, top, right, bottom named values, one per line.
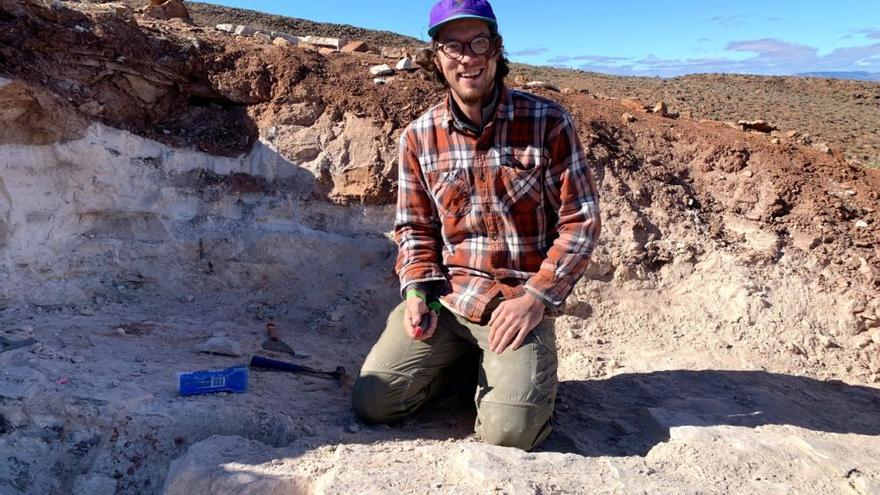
left=414, top=26, right=510, bottom=90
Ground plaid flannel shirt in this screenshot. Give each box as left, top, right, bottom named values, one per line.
left=395, top=84, right=601, bottom=323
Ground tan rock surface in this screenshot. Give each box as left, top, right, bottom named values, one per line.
left=0, top=1, right=879, bottom=494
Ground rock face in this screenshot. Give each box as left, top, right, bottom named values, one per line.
left=1, top=2, right=879, bottom=494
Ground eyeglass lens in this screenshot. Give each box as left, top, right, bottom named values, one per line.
left=443, top=37, right=492, bottom=58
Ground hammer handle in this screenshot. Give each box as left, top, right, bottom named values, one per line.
left=266, top=321, right=280, bottom=341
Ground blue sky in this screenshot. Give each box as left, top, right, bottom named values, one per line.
left=201, top=1, right=880, bottom=77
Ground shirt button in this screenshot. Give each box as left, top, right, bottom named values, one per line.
left=479, top=172, right=486, bottom=181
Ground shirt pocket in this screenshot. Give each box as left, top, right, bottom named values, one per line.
left=427, top=168, right=473, bottom=218
left=499, top=148, right=544, bottom=211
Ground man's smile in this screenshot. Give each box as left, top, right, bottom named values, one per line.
left=459, top=69, right=484, bottom=80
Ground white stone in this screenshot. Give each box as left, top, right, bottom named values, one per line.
left=234, top=25, right=257, bottom=37
left=195, top=335, right=242, bottom=357
left=0, top=76, right=10, bottom=88
left=272, top=32, right=300, bottom=44
left=215, top=24, right=235, bottom=33
left=395, top=57, right=414, bottom=70
left=524, top=80, right=560, bottom=92
left=855, top=220, right=869, bottom=229
left=253, top=31, right=272, bottom=43
left=373, top=77, right=387, bottom=85
left=302, top=35, right=344, bottom=49
left=370, top=64, right=394, bottom=76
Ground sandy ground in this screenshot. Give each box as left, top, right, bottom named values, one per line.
left=1, top=2, right=879, bottom=494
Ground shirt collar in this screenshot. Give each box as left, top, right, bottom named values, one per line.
left=441, top=83, right=514, bottom=133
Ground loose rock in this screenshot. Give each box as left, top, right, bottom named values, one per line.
left=381, top=47, right=406, bottom=59
left=739, top=120, right=777, bottom=133
left=370, top=64, right=394, bottom=77
left=395, top=57, right=414, bottom=71
left=142, top=0, right=189, bottom=20
left=303, top=35, right=344, bottom=49
left=813, top=143, right=832, bottom=154
left=525, top=81, right=560, bottom=92
left=234, top=25, right=257, bottom=37
left=652, top=101, right=669, bottom=117
left=621, top=97, right=646, bottom=113
left=341, top=40, right=370, bottom=53
left=195, top=335, right=242, bottom=357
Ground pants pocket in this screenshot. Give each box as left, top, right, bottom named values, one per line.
left=531, top=321, right=558, bottom=397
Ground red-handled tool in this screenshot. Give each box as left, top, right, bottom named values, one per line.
left=414, top=312, right=432, bottom=338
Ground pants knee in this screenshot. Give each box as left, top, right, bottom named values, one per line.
left=352, top=372, right=406, bottom=424
left=475, top=401, right=553, bottom=451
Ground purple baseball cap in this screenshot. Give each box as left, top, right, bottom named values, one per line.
left=427, top=0, right=497, bottom=38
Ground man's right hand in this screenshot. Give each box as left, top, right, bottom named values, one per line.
left=404, top=296, right=438, bottom=340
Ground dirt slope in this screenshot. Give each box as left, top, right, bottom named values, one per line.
left=0, top=2, right=879, bottom=494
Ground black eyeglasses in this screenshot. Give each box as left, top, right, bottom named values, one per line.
left=437, top=35, right=496, bottom=60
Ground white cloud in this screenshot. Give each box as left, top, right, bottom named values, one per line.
left=708, top=15, right=749, bottom=28
left=547, top=37, right=880, bottom=77
left=509, top=47, right=548, bottom=57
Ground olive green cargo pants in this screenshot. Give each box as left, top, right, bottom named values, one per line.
left=352, top=300, right=558, bottom=451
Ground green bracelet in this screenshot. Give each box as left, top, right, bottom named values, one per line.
left=405, top=289, right=426, bottom=301
left=427, top=301, right=442, bottom=312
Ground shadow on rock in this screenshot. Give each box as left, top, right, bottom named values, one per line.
left=541, top=369, right=880, bottom=457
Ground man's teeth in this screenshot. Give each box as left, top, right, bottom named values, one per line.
left=461, top=70, right=482, bottom=78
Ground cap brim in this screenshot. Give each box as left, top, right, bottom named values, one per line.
left=428, top=14, right=497, bottom=37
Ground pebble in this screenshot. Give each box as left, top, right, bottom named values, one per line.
left=854, top=334, right=872, bottom=349
left=855, top=220, right=868, bottom=229
left=346, top=423, right=360, bottom=433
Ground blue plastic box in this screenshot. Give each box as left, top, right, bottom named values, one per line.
left=178, top=365, right=248, bottom=396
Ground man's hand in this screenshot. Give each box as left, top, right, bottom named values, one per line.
left=488, top=292, right=545, bottom=354
left=404, top=296, right=438, bottom=340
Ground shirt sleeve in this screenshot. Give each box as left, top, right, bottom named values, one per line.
left=394, top=127, right=448, bottom=298
left=524, top=112, right=602, bottom=308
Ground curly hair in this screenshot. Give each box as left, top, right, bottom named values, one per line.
left=414, top=30, right=510, bottom=90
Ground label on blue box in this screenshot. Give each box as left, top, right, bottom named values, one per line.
left=178, top=365, right=248, bottom=396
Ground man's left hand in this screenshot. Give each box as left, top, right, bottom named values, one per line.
left=488, top=292, right=545, bottom=354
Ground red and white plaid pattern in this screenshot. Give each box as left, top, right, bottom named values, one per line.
left=395, top=85, right=601, bottom=322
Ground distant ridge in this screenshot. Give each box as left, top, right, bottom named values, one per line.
left=796, top=71, right=880, bottom=82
